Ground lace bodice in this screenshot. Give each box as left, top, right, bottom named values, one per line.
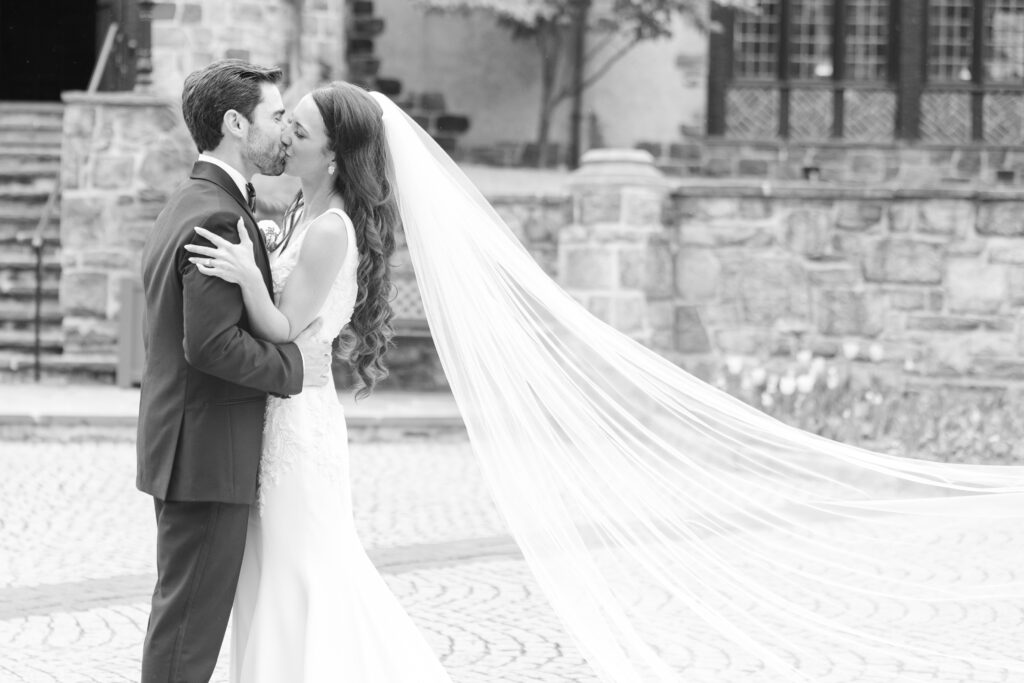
left=258, top=208, right=360, bottom=512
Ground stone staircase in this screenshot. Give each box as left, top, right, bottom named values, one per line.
left=0, top=101, right=64, bottom=381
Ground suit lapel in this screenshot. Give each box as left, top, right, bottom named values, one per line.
left=190, top=161, right=274, bottom=294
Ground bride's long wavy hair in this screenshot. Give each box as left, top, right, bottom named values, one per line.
left=287, top=82, right=398, bottom=398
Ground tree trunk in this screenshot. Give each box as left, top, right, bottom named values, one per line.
left=534, top=24, right=562, bottom=168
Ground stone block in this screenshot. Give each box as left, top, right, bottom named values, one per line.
left=643, top=238, right=675, bottom=297
left=62, top=316, right=119, bottom=354
left=862, top=238, right=945, bottom=284
left=978, top=203, right=1024, bottom=236
left=60, top=271, right=109, bottom=317
left=140, top=138, right=193, bottom=196
left=815, top=289, right=884, bottom=336
left=586, top=293, right=645, bottom=333
left=225, top=48, right=252, bottom=61
left=738, top=199, right=772, bottom=219
left=884, top=287, right=943, bottom=312
left=675, top=249, right=719, bottom=303
left=576, top=188, right=621, bottom=225
left=907, top=314, right=1013, bottom=332
left=79, top=250, right=136, bottom=271
left=836, top=201, right=884, bottom=232
left=93, top=155, right=135, bottom=190
left=918, top=200, right=974, bottom=236
left=154, top=27, right=186, bottom=48
left=63, top=105, right=96, bottom=138
left=1008, top=266, right=1024, bottom=304
left=697, top=198, right=740, bottom=219
left=784, top=208, right=835, bottom=260
left=152, top=3, right=176, bottom=20
left=848, top=151, right=888, bottom=183
left=182, top=4, right=203, bottom=22
left=675, top=306, right=710, bottom=353
left=61, top=194, right=108, bottom=248
left=946, top=259, right=1007, bottom=314
left=805, top=264, right=857, bottom=287
left=888, top=201, right=916, bottom=233
left=561, top=246, right=617, bottom=289
left=955, top=149, right=982, bottom=177
left=737, top=158, right=771, bottom=176
left=990, top=244, right=1024, bottom=264
left=714, top=328, right=769, bottom=355
left=720, top=256, right=810, bottom=325
left=621, top=187, right=664, bottom=227
left=618, top=247, right=646, bottom=289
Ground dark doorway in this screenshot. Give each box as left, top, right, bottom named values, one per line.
left=0, top=1, right=98, bottom=101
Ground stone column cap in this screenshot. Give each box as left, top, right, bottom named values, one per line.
left=570, top=148, right=669, bottom=188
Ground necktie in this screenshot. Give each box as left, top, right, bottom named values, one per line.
left=245, top=182, right=256, bottom=213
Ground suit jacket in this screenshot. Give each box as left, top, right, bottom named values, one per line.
left=136, top=161, right=303, bottom=504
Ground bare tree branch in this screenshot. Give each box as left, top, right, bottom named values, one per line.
left=552, top=34, right=640, bottom=102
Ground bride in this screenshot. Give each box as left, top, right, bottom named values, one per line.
left=187, top=81, right=1024, bottom=682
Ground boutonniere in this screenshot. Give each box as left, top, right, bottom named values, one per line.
left=258, top=219, right=283, bottom=251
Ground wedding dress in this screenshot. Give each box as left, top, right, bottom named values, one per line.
left=229, top=207, right=451, bottom=683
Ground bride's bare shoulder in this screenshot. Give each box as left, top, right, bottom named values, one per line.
left=297, top=210, right=349, bottom=267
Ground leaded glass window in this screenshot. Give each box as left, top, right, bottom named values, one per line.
left=734, top=0, right=779, bottom=80
left=791, top=0, right=833, bottom=79
left=846, top=0, right=890, bottom=81
left=928, top=0, right=975, bottom=82
left=985, top=0, right=1024, bottom=81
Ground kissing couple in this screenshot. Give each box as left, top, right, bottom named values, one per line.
left=137, top=59, right=451, bottom=682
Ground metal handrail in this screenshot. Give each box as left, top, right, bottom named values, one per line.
left=28, top=178, right=61, bottom=382
left=88, top=23, right=120, bottom=94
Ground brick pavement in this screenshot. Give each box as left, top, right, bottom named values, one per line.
left=3, top=433, right=1024, bottom=682
left=0, top=436, right=599, bottom=683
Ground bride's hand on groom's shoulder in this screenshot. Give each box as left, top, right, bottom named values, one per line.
left=185, top=218, right=262, bottom=290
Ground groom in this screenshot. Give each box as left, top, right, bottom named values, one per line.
left=136, top=59, right=330, bottom=682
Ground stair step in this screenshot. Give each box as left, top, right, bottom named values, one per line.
left=0, top=230, right=61, bottom=246
left=0, top=102, right=65, bottom=114
left=0, top=352, right=116, bottom=383
left=0, top=130, right=62, bottom=147
left=0, top=161, right=61, bottom=176
left=0, top=328, right=64, bottom=352
left=0, top=268, right=62, bottom=293
left=0, top=115, right=63, bottom=131
left=0, top=298, right=61, bottom=320
left=0, top=175, right=57, bottom=193
left=0, top=146, right=62, bottom=160
left=0, top=282, right=60, bottom=299
left=0, top=253, right=62, bottom=272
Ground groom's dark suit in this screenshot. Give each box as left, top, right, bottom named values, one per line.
left=137, top=160, right=303, bottom=682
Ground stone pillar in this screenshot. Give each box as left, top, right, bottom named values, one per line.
left=560, top=149, right=672, bottom=346
left=60, top=91, right=194, bottom=373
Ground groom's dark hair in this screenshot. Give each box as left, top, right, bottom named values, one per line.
left=181, top=59, right=283, bottom=153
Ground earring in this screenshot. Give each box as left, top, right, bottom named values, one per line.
left=328, top=162, right=336, bottom=176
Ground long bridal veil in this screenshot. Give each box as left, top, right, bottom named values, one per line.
left=369, top=91, right=1024, bottom=681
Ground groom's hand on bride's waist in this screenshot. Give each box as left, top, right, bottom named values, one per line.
left=295, top=318, right=332, bottom=388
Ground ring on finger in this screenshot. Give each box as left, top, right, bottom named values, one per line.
left=206, top=258, right=214, bottom=268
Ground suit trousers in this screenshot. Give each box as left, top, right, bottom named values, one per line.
left=141, top=498, right=250, bottom=683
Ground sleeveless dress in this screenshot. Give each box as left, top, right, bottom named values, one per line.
left=229, top=208, right=452, bottom=682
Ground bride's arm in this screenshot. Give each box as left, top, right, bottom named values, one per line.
left=186, top=214, right=348, bottom=344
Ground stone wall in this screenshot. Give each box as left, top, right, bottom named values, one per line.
left=151, top=0, right=346, bottom=98
left=663, top=182, right=1024, bottom=386
left=638, top=139, right=1024, bottom=187
left=59, top=93, right=195, bottom=372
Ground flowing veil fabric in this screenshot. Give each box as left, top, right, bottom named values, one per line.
left=369, top=92, right=1024, bottom=681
